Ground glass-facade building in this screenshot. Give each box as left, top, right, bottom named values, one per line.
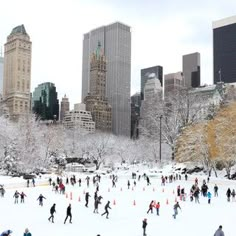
left=213, top=16, right=236, bottom=84
left=32, top=82, right=59, bottom=120
left=82, top=22, right=131, bottom=136
left=141, top=66, right=163, bottom=100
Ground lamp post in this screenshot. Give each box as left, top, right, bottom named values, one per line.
left=159, top=115, right=163, bottom=162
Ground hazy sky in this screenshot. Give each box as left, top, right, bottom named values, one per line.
left=0, top=0, right=236, bottom=107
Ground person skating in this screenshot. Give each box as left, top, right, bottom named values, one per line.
left=37, top=194, right=46, bottom=206
left=64, top=203, right=72, bottom=224
left=20, top=192, right=27, bottom=203
left=142, top=218, right=147, bottom=236
left=226, top=188, right=231, bottom=202
left=13, top=190, right=20, bottom=204
left=231, top=189, right=236, bottom=201
left=101, top=201, right=111, bottom=219
left=207, top=191, right=212, bottom=204
left=155, top=202, right=160, bottom=215
left=94, top=196, right=102, bottom=213
left=214, top=225, right=225, bottom=236
left=85, top=192, right=91, bottom=207
left=48, top=203, right=56, bottom=223
left=173, top=202, right=181, bottom=219
left=214, top=184, right=218, bottom=197
left=23, top=228, right=32, bottom=236
left=0, top=230, right=12, bottom=236
left=147, top=200, right=154, bottom=214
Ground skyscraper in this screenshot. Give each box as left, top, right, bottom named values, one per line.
left=182, top=52, right=200, bottom=88
left=0, top=56, right=3, bottom=96
left=213, top=15, right=236, bottom=84
left=164, top=72, right=183, bottom=95
left=82, top=22, right=131, bottom=136
left=141, top=66, right=163, bottom=100
left=60, top=94, right=70, bottom=121
left=3, top=25, right=32, bottom=118
left=131, top=92, right=141, bottom=139
left=84, top=43, right=112, bottom=132
left=32, top=82, right=59, bottom=121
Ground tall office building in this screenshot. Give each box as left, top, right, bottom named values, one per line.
left=164, top=72, right=183, bottom=95
left=182, top=52, right=200, bottom=88
left=32, top=82, right=59, bottom=121
left=141, top=66, right=163, bottom=100
left=213, top=15, right=236, bottom=84
left=60, top=94, right=70, bottom=121
left=82, top=22, right=131, bottom=136
left=3, top=25, right=32, bottom=118
left=0, top=56, right=3, bottom=96
left=84, top=43, right=112, bottom=132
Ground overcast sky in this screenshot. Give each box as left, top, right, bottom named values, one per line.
left=0, top=0, right=236, bottom=108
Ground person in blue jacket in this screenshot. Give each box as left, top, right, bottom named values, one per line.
left=0, top=230, right=12, bottom=236
left=207, top=191, right=212, bottom=204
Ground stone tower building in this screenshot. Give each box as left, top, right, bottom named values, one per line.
left=84, top=42, right=112, bottom=132
left=3, top=25, right=32, bottom=118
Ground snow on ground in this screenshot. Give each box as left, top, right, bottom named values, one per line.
left=0, top=164, right=235, bottom=236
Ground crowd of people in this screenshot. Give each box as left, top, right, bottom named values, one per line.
left=1, top=171, right=232, bottom=236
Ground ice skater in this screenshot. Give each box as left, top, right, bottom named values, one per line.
left=64, top=203, right=72, bottom=224
left=101, top=201, right=111, bottom=219
left=85, top=192, right=91, bottom=207
left=13, top=190, right=20, bottom=204
left=173, top=202, right=181, bottom=219
left=37, top=194, right=46, bottom=206
left=48, top=203, right=56, bottom=223
left=142, top=218, right=147, bottom=236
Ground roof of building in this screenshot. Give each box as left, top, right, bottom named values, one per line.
left=213, top=15, right=236, bottom=29
left=10, top=24, right=28, bottom=36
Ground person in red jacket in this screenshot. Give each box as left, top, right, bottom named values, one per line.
left=155, top=202, right=160, bottom=216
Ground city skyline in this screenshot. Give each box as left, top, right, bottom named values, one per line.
left=0, top=0, right=236, bottom=107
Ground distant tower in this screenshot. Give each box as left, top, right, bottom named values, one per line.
left=213, top=15, right=236, bottom=84
left=164, top=72, right=183, bottom=96
left=3, top=25, right=32, bottom=118
left=60, top=94, right=70, bottom=121
left=182, top=52, right=200, bottom=88
left=84, top=42, right=112, bottom=132
left=141, top=66, right=163, bottom=100
left=82, top=22, right=131, bottom=136
left=32, top=82, right=59, bottom=121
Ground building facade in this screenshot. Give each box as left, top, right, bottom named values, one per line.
left=182, top=52, right=200, bottom=88
left=164, top=72, right=184, bottom=95
left=141, top=66, right=163, bottom=100
left=140, top=77, right=162, bottom=136
left=3, top=25, right=32, bottom=118
left=131, top=92, right=141, bottom=139
left=0, top=56, right=3, bottom=96
left=63, top=103, right=95, bottom=133
left=32, top=82, right=59, bottom=121
left=84, top=44, right=112, bottom=132
left=213, top=15, right=236, bottom=84
left=60, top=94, right=70, bottom=121
left=82, top=22, right=131, bottom=136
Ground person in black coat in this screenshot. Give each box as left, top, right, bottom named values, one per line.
left=85, top=192, right=91, bottom=207
left=101, top=201, right=111, bottom=219
left=226, top=188, right=231, bottom=202
left=64, top=203, right=72, bottom=224
left=37, top=194, right=46, bottom=206
left=48, top=203, right=56, bottom=223
left=142, top=218, right=147, bottom=236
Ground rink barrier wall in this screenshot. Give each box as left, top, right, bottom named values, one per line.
left=1, top=180, right=49, bottom=189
